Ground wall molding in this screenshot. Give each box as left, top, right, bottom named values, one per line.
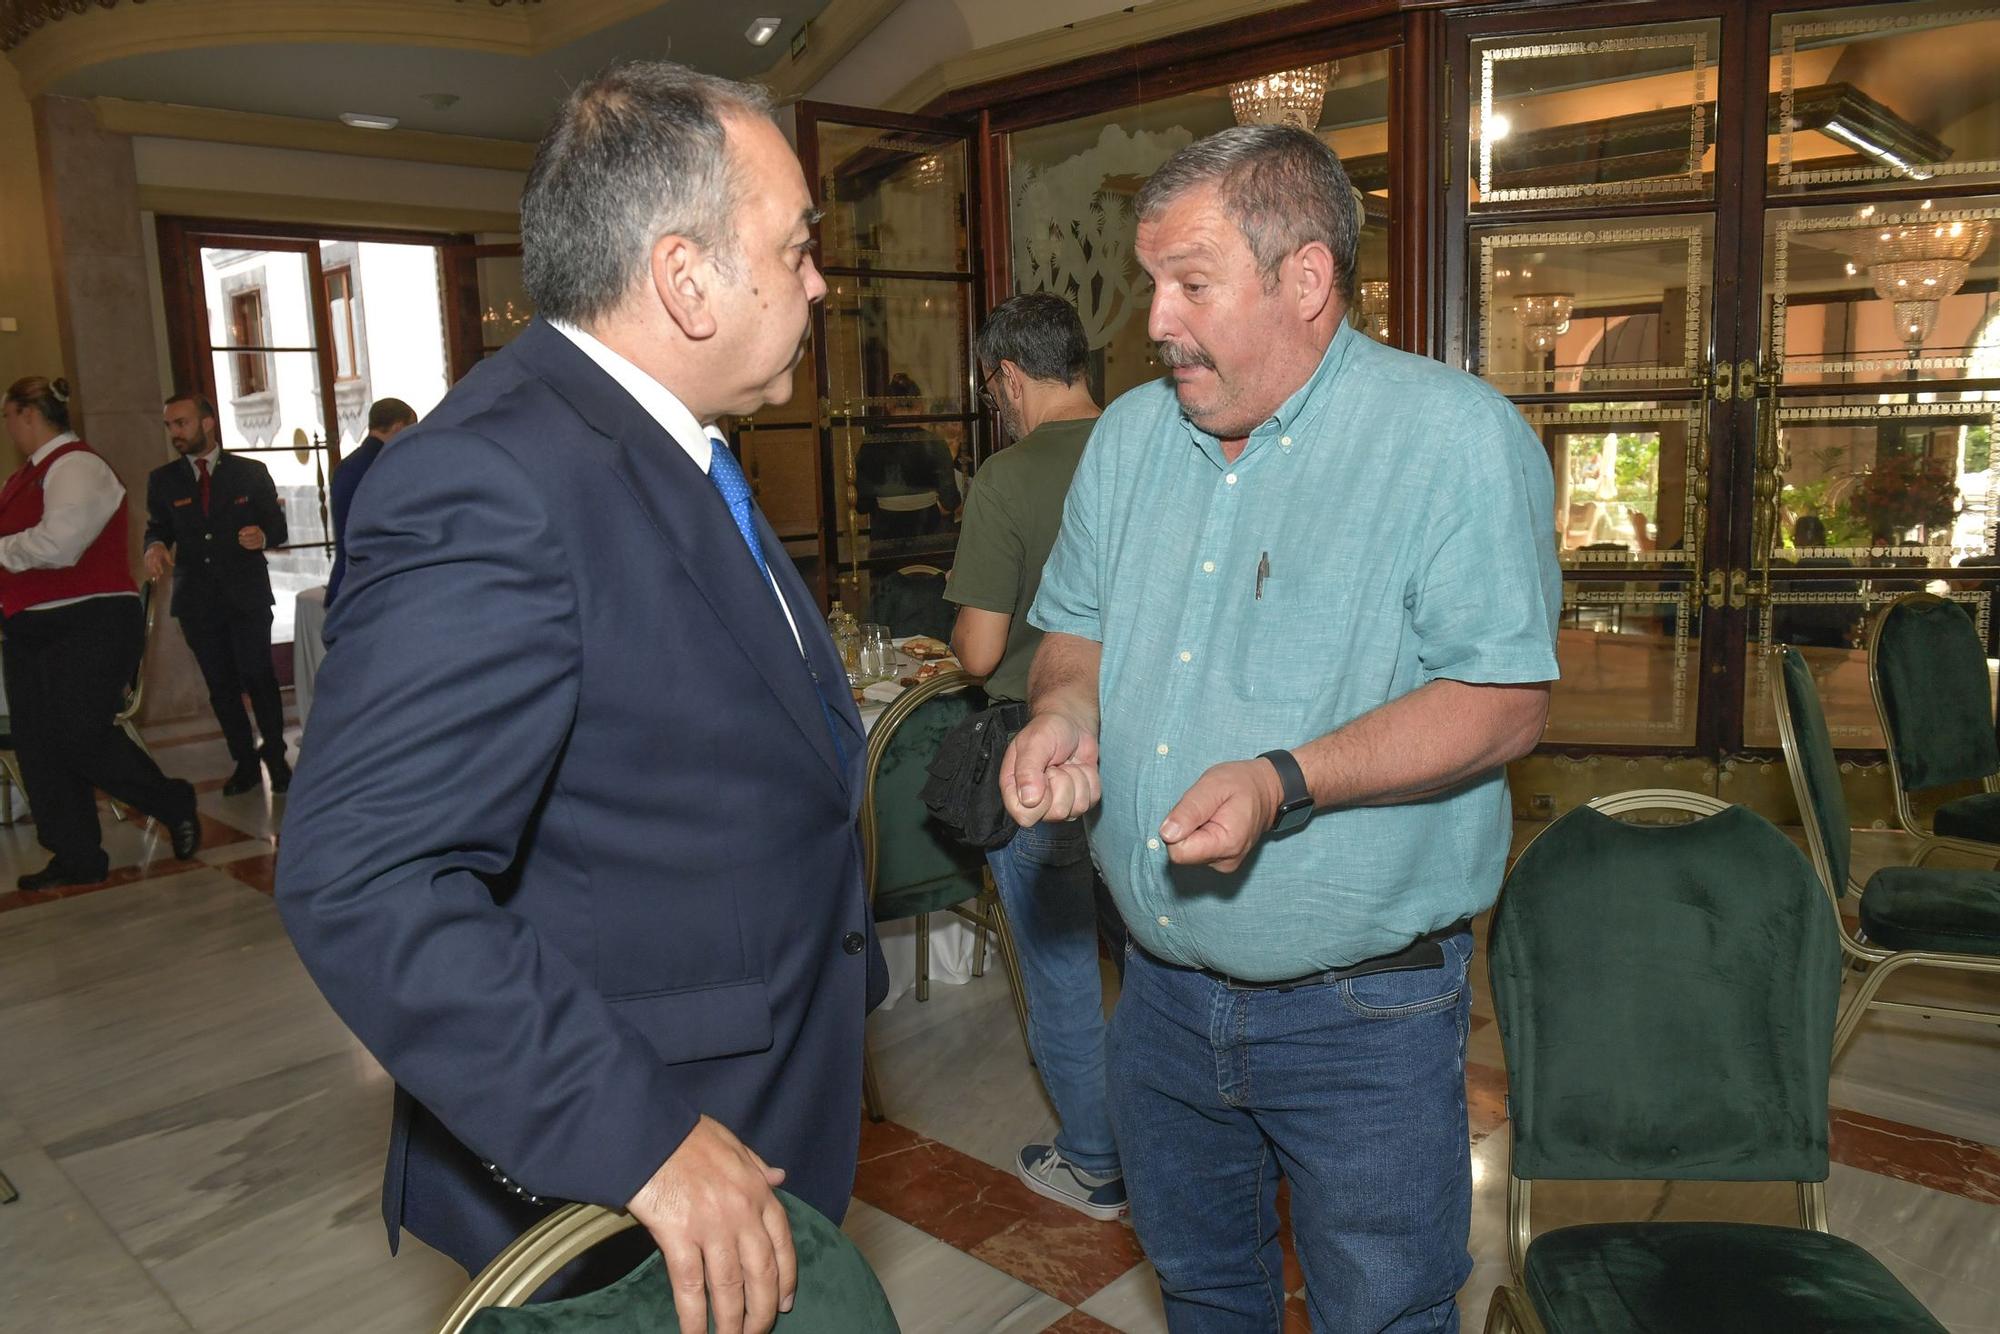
left=138, top=184, right=516, bottom=236
left=96, top=97, right=536, bottom=170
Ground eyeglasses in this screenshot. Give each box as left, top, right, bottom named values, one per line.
left=978, top=365, right=1002, bottom=409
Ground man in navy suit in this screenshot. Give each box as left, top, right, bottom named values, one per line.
left=324, top=397, right=416, bottom=606
left=276, top=62, right=881, bottom=1334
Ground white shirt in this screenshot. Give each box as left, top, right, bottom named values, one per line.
left=185, top=444, right=219, bottom=480
left=0, top=432, right=137, bottom=610
left=549, top=320, right=803, bottom=654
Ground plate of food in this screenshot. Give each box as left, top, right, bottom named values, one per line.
left=900, top=635, right=953, bottom=661
left=897, top=660, right=952, bottom=688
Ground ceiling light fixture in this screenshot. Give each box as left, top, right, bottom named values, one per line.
left=746, top=16, right=782, bottom=46
left=1229, top=63, right=1335, bottom=132
left=340, top=112, right=399, bottom=131
left=1483, top=112, right=1511, bottom=142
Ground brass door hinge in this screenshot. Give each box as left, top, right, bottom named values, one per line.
left=1711, top=360, right=1735, bottom=401
left=1705, top=568, right=1727, bottom=609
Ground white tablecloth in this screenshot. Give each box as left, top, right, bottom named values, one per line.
left=861, top=645, right=982, bottom=1010
left=292, top=585, right=328, bottom=723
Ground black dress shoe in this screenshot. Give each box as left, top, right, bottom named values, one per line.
left=265, top=755, right=292, bottom=795
left=221, top=765, right=262, bottom=797
left=169, top=813, right=202, bottom=861
left=17, top=861, right=110, bottom=892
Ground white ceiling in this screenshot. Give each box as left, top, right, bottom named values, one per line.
left=50, top=1, right=836, bottom=141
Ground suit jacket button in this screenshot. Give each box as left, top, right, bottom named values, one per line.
left=842, top=931, right=865, bottom=955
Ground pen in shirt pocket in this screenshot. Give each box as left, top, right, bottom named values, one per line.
left=1255, top=551, right=1270, bottom=600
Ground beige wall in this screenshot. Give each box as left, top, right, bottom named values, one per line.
left=130, top=136, right=525, bottom=215
left=805, top=0, right=1136, bottom=106
left=0, top=60, right=64, bottom=474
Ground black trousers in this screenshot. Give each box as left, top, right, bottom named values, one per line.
left=179, top=605, right=286, bottom=767
left=2, top=596, right=194, bottom=874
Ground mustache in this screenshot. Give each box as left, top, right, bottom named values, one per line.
left=1155, top=340, right=1215, bottom=371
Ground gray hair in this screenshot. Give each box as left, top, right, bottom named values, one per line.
left=1135, top=124, right=1360, bottom=304
left=521, top=61, right=773, bottom=326
left=977, top=293, right=1090, bottom=386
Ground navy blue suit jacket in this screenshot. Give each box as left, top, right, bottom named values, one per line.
left=275, top=320, right=884, bottom=1275
left=323, top=432, right=384, bottom=606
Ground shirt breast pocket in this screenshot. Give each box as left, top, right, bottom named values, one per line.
left=1231, top=576, right=1328, bottom=703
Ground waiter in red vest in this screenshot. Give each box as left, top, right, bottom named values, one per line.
left=0, top=376, right=201, bottom=891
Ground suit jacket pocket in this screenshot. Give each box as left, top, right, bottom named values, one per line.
left=608, top=977, right=774, bottom=1065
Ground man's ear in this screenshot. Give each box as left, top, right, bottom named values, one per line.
left=652, top=232, right=719, bottom=340
left=1291, top=241, right=1338, bottom=323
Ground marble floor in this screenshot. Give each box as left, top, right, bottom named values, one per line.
left=2, top=707, right=1997, bottom=1332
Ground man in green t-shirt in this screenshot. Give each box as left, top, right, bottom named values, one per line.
left=945, top=293, right=1125, bottom=1219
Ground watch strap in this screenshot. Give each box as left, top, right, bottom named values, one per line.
left=1258, top=748, right=1312, bottom=830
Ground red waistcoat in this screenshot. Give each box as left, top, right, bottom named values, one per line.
left=0, top=439, right=137, bottom=617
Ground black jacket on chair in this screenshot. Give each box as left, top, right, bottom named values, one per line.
left=143, top=451, right=287, bottom=620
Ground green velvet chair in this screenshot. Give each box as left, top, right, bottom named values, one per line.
left=1772, top=646, right=2000, bottom=1059
left=860, top=669, right=1030, bottom=1121
left=1483, top=790, right=1944, bottom=1334
left=438, top=1190, right=899, bottom=1333
left=1867, top=593, right=2000, bottom=866
left=864, top=565, right=954, bottom=641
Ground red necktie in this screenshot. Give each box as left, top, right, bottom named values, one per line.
left=196, top=457, right=211, bottom=515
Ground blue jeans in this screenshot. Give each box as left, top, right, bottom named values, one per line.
left=986, top=819, right=1122, bottom=1178
left=1108, top=930, right=1474, bottom=1333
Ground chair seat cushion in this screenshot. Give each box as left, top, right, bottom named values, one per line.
left=1931, top=790, right=2000, bottom=844
left=873, top=871, right=982, bottom=923
left=1524, top=1223, right=1943, bottom=1333
left=1861, top=868, right=2000, bottom=956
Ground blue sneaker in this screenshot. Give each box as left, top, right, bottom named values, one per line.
left=1016, top=1143, right=1127, bottom=1221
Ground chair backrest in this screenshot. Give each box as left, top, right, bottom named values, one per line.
left=861, top=670, right=988, bottom=917
left=1490, top=796, right=1841, bottom=1184
left=442, top=1192, right=898, bottom=1333
left=1771, top=647, right=1854, bottom=898
left=117, top=581, right=157, bottom=723
left=865, top=567, right=954, bottom=640
left=1870, top=593, right=1999, bottom=791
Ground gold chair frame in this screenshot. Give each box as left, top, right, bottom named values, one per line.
left=859, top=668, right=1031, bottom=1122
left=1866, top=592, right=2000, bottom=868
left=433, top=1203, right=638, bottom=1334
left=1483, top=789, right=1831, bottom=1334
left=106, top=581, right=164, bottom=824
left=1770, top=648, right=2000, bottom=1060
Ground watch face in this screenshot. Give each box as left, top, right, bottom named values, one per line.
left=1275, top=801, right=1312, bottom=833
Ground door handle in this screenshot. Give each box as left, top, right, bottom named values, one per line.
left=1710, top=360, right=1735, bottom=401
left=1729, top=569, right=1751, bottom=610
left=1706, top=568, right=1727, bottom=609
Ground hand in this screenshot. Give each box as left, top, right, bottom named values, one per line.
left=1001, top=711, right=1101, bottom=827
left=238, top=526, right=267, bottom=551
left=143, top=542, right=174, bottom=580
left=1160, top=758, right=1286, bottom=873
left=626, top=1116, right=796, bottom=1334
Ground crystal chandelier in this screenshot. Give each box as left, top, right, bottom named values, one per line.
left=1229, top=63, right=1335, bottom=133
left=1845, top=206, right=1993, bottom=353
left=1516, top=293, right=1574, bottom=354
left=1358, top=280, right=1390, bottom=341
left=910, top=153, right=947, bottom=191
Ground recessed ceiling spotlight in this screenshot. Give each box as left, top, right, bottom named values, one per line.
left=340, top=112, right=400, bottom=131
left=746, top=16, right=782, bottom=46
left=417, top=93, right=461, bottom=111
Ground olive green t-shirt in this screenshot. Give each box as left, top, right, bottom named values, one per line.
left=944, top=416, right=1095, bottom=702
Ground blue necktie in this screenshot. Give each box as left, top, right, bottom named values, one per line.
left=707, top=437, right=769, bottom=579
left=708, top=437, right=847, bottom=770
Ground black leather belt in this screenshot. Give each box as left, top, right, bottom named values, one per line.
left=1172, top=917, right=1472, bottom=992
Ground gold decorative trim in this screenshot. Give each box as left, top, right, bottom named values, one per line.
left=1775, top=396, right=1999, bottom=560
left=97, top=98, right=536, bottom=170
left=1551, top=582, right=1695, bottom=737
left=1478, top=222, right=1707, bottom=389
left=1777, top=6, right=2000, bottom=187
left=1476, top=27, right=1712, bottom=205
left=1769, top=201, right=2000, bottom=380
left=138, top=184, right=517, bottom=235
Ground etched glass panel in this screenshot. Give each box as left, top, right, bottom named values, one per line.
left=1477, top=219, right=1711, bottom=391
left=1472, top=20, right=1718, bottom=207
left=821, top=277, right=972, bottom=417
left=1773, top=3, right=2000, bottom=193
left=815, top=125, right=969, bottom=273
left=1767, top=198, right=2000, bottom=383
left=1547, top=578, right=1700, bottom=746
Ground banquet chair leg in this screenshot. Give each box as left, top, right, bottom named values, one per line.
left=989, top=897, right=1034, bottom=1065
left=971, top=917, right=988, bottom=978
left=862, top=1049, right=886, bottom=1123
left=0, top=775, right=11, bottom=826
left=915, top=912, right=930, bottom=1003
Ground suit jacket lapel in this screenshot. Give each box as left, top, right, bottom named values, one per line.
left=758, top=512, right=864, bottom=777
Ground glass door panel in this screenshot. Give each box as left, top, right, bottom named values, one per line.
left=1471, top=19, right=1721, bottom=208
left=816, top=125, right=970, bottom=273
left=1772, top=3, right=2000, bottom=194
left=1528, top=402, right=1706, bottom=569
left=1550, top=578, right=1703, bottom=747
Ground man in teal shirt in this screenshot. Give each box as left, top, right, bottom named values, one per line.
left=1005, top=127, right=1559, bottom=1332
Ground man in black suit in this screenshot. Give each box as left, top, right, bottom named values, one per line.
left=276, top=62, right=881, bottom=1334
left=144, top=393, right=291, bottom=795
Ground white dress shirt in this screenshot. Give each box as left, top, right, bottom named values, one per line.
left=549, top=320, right=803, bottom=654
left=0, top=431, right=137, bottom=610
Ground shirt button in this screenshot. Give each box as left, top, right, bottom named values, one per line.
left=1225, top=473, right=1238, bottom=485
left=1179, top=651, right=1192, bottom=663
left=1156, top=743, right=1170, bottom=755
left=1157, top=915, right=1171, bottom=926
left=1281, top=435, right=1293, bottom=448
left=1202, top=560, right=1215, bottom=573
left=1147, top=837, right=1160, bottom=851
left=841, top=931, right=865, bottom=955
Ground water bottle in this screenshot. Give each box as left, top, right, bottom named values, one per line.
left=827, top=601, right=861, bottom=685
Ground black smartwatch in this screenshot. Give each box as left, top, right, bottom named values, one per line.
left=1259, top=749, right=1314, bottom=833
